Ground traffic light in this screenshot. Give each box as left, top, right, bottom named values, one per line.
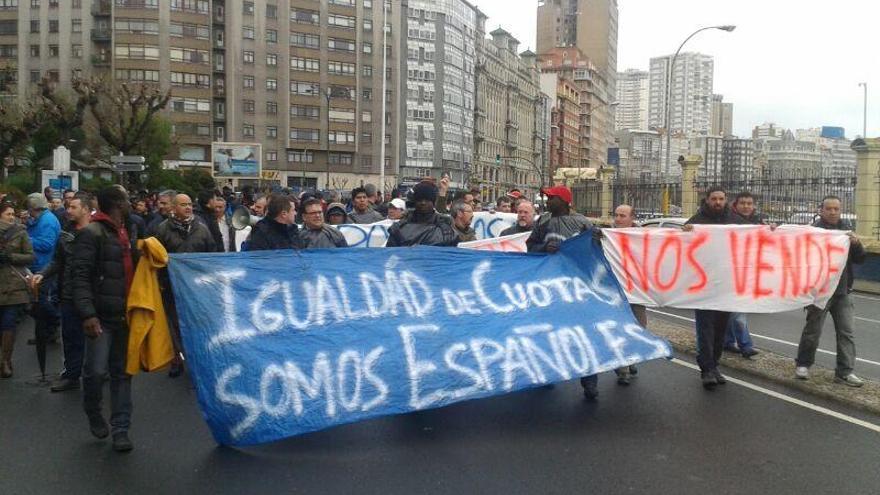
left=495, top=154, right=501, bottom=164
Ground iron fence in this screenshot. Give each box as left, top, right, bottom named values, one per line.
left=613, top=179, right=681, bottom=219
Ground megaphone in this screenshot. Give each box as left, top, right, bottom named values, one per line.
left=231, top=205, right=262, bottom=230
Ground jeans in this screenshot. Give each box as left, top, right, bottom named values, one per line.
left=82, top=317, right=132, bottom=434
left=694, top=310, right=731, bottom=373
left=34, top=277, right=59, bottom=341
left=59, top=302, right=84, bottom=380
left=796, top=293, right=857, bottom=378
left=724, top=312, right=754, bottom=351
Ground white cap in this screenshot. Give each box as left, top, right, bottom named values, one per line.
left=390, top=198, right=406, bottom=210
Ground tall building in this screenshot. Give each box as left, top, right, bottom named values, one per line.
left=1, top=0, right=405, bottom=190
left=540, top=72, right=581, bottom=178
left=710, top=94, right=733, bottom=137
left=615, top=129, right=659, bottom=179
left=473, top=22, right=546, bottom=200
left=536, top=0, right=617, bottom=167
left=616, top=68, right=648, bottom=131
left=752, top=122, right=783, bottom=140
left=648, top=52, right=713, bottom=135
left=400, top=0, right=479, bottom=190
left=721, top=137, right=753, bottom=181
left=689, top=135, right=723, bottom=181
left=538, top=47, right=611, bottom=169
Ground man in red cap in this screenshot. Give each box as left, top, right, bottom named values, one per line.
left=526, top=186, right=601, bottom=400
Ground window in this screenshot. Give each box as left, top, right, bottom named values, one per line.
left=327, top=61, right=356, bottom=76
left=48, top=0, right=58, bottom=6
left=328, top=152, right=353, bottom=165
left=71, top=44, right=83, bottom=58
left=266, top=150, right=277, bottom=162
left=72, top=19, right=82, bottom=33
left=266, top=29, right=277, bottom=43
left=362, top=88, right=372, bottom=101
left=30, top=45, right=39, bottom=57
left=328, top=38, right=355, bottom=52
left=116, top=0, right=159, bottom=7
left=115, top=18, right=160, bottom=35
left=266, top=78, right=277, bottom=91
left=48, top=45, right=59, bottom=57
left=288, top=150, right=313, bottom=163
left=115, top=44, right=161, bottom=60
left=328, top=131, right=355, bottom=145
left=290, top=105, right=319, bottom=119
left=116, top=69, right=160, bottom=82
left=169, top=47, right=208, bottom=63
left=361, top=131, right=373, bottom=143
left=30, top=0, right=38, bottom=7
left=362, top=111, right=372, bottom=123
left=49, top=20, right=58, bottom=33
left=243, top=50, right=254, bottom=63
left=329, top=85, right=355, bottom=100
left=290, top=128, right=319, bottom=142
left=242, top=1, right=253, bottom=15
left=328, top=14, right=356, bottom=29
left=171, top=0, right=208, bottom=14
left=72, top=0, right=80, bottom=7
left=242, top=26, right=254, bottom=40
left=329, top=0, right=354, bottom=6
left=266, top=53, right=277, bottom=67
left=266, top=101, right=277, bottom=115
left=362, top=65, right=373, bottom=77
left=28, top=20, right=38, bottom=33
left=170, top=72, right=210, bottom=87
left=0, top=45, right=16, bottom=57
left=30, top=70, right=40, bottom=83
left=243, top=100, right=255, bottom=113
left=266, top=126, right=277, bottom=139
left=362, top=42, right=372, bottom=54
left=290, top=8, right=318, bottom=24
left=363, top=19, right=373, bottom=31
left=290, top=80, right=319, bottom=96
left=329, top=107, right=355, bottom=123
left=290, top=32, right=319, bottom=49
left=170, top=97, right=211, bottom=113
left=290, top=57, right=319, bottom=72
left=243, top=76, right=254, bottom=89
left=169, top=22, right=209, bottom=39
left=243, top=124, right=254, bottom=137
left=266, top=4, right=276, bottom=18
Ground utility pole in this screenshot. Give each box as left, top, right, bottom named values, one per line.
left=859, top=82, right=867, bottom=138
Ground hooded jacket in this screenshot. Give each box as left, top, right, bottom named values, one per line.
left=26, top=209, right=60, bottom=272
left=299, top=225, right=349, bottom=249
left=153, top=217, right=217, bottom=254
left=247, top=217, right=301, bottom=251
left=0, top=222, right=35, bottom=306
left=386, top=210, right=458, bottom=247
left=812, top=218, right=867, bottom=295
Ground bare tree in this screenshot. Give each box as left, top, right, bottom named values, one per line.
left=331, top=177, right=350, bottom=191
left=0, top=102, right=42, bottom=180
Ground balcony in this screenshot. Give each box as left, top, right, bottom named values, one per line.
left=91, top=54, right=110, bottom=67
left=90, top=28, right=111, bottom=41
left=91, top=1, right=111, bottom=16
left=213, top=38, right=225, bottom=49
left=506, top=120, right=518, bottom=130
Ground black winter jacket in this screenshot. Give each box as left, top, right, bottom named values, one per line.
left=686, top=204, right=745, bottom=225
left=197, top=209, right=225, bottom=252
left=248, top=218, right=301, bottom=251
left=40, top=228, right=79, bottom=303
left=526, top=213, right=593, bottom=252
left=70, top=218, right=139, bottom=320
left=385, top=211, right=458, bottom=247
left=813, top=218, right=867, bottom=295
left=299, top=225, right=348, bottom=249
left=153, top=218, right=217, bottom=254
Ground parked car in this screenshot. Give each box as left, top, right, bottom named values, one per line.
left=638, top=217, right=688, bottom=230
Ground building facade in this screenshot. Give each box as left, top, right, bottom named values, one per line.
left=648, top=52, right=713, bottom=135
left=689, top=135, right=723, bottom=181
left=721, top=137, right=753, bottom=181
left=472, top=23, right=545, bottom=200
left=616, top=68, right=648, bottom=131
left=540, top=72, right=581, bottom=179
left=710, top=93, right=733, bottom=137
left=615, top=128, right=659, bottom=179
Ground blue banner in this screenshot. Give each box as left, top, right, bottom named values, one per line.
left=167, top=234, right=672, bottom=446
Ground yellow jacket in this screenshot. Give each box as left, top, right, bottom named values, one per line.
left=126, top=237, right=174, bottom=375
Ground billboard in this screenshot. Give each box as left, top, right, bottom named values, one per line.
left=41, top=170, right=79, bottom=199
left=212, top=142, right=262, bottom=179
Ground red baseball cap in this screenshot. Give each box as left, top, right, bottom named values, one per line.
left=541, top=186, right=572, bottom=204
left=507, top=190, right=523, bottom=199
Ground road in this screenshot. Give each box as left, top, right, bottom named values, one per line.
left=647, top=292, right=880, bottom=382
left=1, top=333, right=878, bottom=494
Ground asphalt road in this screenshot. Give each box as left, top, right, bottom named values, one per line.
left=647, top=291, right=880, bottom=382
left=1, top=331, right=878, bottom=494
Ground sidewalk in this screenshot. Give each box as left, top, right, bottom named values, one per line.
left=648, top=318, right=880, bottom=416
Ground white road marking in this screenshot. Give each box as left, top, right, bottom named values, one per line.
left=647, top=309, right=880, bottom=367
left=853, top=293, right=880, bottom=302
left=855, top=316, right=880, bottom=325
left=669, top=358, right=880, bottom=434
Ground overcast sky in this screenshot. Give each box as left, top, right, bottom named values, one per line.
left=471, top=0, right=879, bottom=139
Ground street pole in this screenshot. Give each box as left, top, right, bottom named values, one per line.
left=859, top=82, right=867, bottom=138
left=663, top=25, right=736, bottom=178
left=325, top=88, right=331, bottom=189
left=379, top=0, right=388, bottom=198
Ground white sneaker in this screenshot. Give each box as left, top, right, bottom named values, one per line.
left=834, top=374, right=864, bottom=388
left=795, top=366, right=809, bottom=380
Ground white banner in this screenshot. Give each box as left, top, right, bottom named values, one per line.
left=458, top=232, right=530, bottom=253
left=333, top=212, right=517, bottom=248
left=601, top=225, right=851, bottom=312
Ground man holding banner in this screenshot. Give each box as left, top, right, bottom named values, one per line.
left=386, top=181, right=457, bottom=247
left=611, top=204, right=643, bottom=386
left=685, top=187, right=745, bottom=389
left=795, top=195, right=866, bottom=387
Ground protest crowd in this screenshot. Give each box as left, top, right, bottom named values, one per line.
left=0, top=175, right=867, bottom=452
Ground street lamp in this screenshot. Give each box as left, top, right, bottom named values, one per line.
left=858, top=82, right=867, bottom=138
left=663, top=25, right=735, bottom=177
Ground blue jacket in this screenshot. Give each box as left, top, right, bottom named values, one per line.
left=26, top=210, right=61, bottom=272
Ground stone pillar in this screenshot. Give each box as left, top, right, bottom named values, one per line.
left=680, top=155, right=702, bottom=218
left=853, top=138, right=880, bottom=239
left=600, top=166, right=615, bottom=219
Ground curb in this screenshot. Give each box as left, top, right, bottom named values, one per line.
left=647, top=319, right=880, bottom=417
